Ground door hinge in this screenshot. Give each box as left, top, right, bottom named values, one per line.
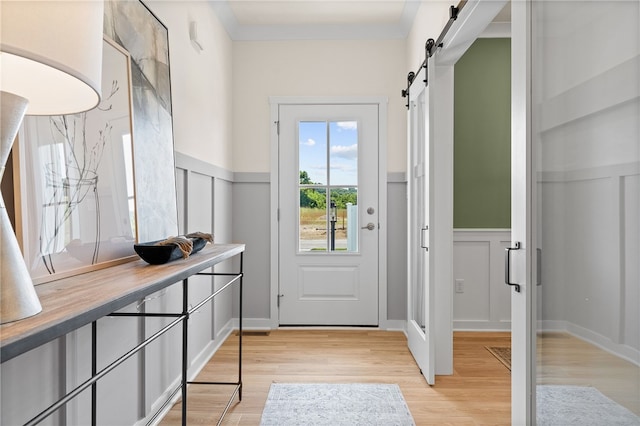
left=277, top=293, right=284, bottom=308
left=274, top=120, right=280, bottom=135
left=277, top=208, right=280, bottom=221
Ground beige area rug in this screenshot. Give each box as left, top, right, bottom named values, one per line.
left=486, top=346, right=511, bottom=370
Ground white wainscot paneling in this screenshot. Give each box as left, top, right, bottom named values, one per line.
left=143, top=286, right=182, bottom=416
left=177, top=159, right=235, bottom=355
left=539, top=164, right=640, bottom=366
left=232, top=178, right=272, bottom=326
left=386, top=181, right=408, bottom=321
left=563, top=177, right=619, bottom=339
left=453, top=241, right=490, bottom=321
left=0, top=340, right=64, bottom=425
left=133, top=155, right=236, bottom=425
left=186, top=171, right=215, bottom=363
left=213, top=178, right=234, bottom=338
left=77, top=315, right=142, bottom=425
left=453, top=229, right=511, bottom=330
left=623, top=174, right=639, bottom=352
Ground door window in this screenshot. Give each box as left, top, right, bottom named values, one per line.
left=298, top=120, right=359, bottom=253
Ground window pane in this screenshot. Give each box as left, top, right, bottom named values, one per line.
left=298, top=121, right=359, bottom=254
left=329, top=188, right=358, bottom=252
left=299, top=121, right=327, bottom=185
left=329, top=121, right=358, bottom=186
left=299, top=187, right=327, bottom=252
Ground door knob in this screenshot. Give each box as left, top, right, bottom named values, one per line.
left=361, top=223, right=375, bottom=231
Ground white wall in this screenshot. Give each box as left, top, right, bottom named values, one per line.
left=405, top=1, right=451, bottom=72
left=232, top=39, right=407, bottom=173
left=147, top=0, right=234, bottom=170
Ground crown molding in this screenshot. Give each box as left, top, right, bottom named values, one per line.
left=209, top=0, right=421, bottom=41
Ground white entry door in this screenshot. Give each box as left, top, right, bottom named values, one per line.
left=407, top=62, right=435, bottom=384
left=277, top=103, right=380, bottom=326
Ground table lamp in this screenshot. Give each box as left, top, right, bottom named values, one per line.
left=1, top=0, right=104, bottom=324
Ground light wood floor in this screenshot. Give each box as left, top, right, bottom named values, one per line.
left=160, top=330, right=512, bottom=425
left=537, top=332, right=640, bottom=415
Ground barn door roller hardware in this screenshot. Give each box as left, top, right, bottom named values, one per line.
left=401, top=1, right=466, bottom=108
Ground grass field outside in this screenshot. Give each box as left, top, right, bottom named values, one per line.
left=299, top=207, right=349, bottom=250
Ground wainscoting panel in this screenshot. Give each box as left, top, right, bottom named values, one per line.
left=0, top=340, right=65, bottom=425
left=453, top=241, right=490, bottom=321
left=539, top=162, right=640, bottom=365
left=185, top=171, right=215, bottom=366
left=175, top=153, right=235, bottom=350
left=232, top=178, right=272, bottom=322
left=213, top=178, right=234, bottom=339
left=623, top=174, right=639, bottom=350
left=386, top=180, right=408, bottom=321
left=453, top=229, right=511, bottom=330
left=133, top=153, right=237, bottom=425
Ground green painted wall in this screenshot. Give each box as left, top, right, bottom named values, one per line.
left=454, top=38, right=511, bottom=228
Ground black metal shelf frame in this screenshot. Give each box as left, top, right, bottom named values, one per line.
left=24, top=253, right=244, bottom=426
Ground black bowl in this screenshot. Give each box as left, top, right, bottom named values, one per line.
left=134, top=237, right=207, bottom=265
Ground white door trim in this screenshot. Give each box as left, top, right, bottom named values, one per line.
left=269, top=96, right=389, bottom=328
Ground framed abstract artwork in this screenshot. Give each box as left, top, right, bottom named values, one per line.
left=18, top=37, right=137, bottom=283
left=104, top=0, right=180, bottom=243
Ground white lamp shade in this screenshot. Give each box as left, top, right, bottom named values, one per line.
left=0, top=0, right=104, bottom=115
left=0, top=1, right=104, bottom=324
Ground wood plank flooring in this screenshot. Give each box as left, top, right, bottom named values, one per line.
left=159, top=330, right=512, bottom=425
left=538, top=332, right=640, bottom=415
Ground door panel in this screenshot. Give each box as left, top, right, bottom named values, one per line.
left=298, top=266, right=358, bottom=298
left=407, top=63, right=435, bottom=385
left=532, top=1, right=640, bottom=424
left=278, top=104, right=379, bottom=326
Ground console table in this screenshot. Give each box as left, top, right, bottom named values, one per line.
left=0, top=243, right=245, bottom=426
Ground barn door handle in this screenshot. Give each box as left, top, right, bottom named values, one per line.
left=420, top=226, right=429, bottom=251
left=505, top=242, right=521, bottom=292
left=537, top=248, right=542, bottom=286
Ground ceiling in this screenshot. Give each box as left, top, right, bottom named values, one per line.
left=209, top=0, right=511, bottom=41
left=210, top=0, right=421, bottom=41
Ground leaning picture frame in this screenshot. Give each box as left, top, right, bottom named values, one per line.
left=104, top=0, right=180, bottom=244
left=17, top=37, right=138, bottom=284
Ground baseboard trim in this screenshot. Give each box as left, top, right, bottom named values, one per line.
left=233, top=317, right=274, bottom=330
left=233, top=318, right=406, bottom=332
left=381, top=319, right=406, bottom=331
left=454, top=320, right=511, bottom=331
